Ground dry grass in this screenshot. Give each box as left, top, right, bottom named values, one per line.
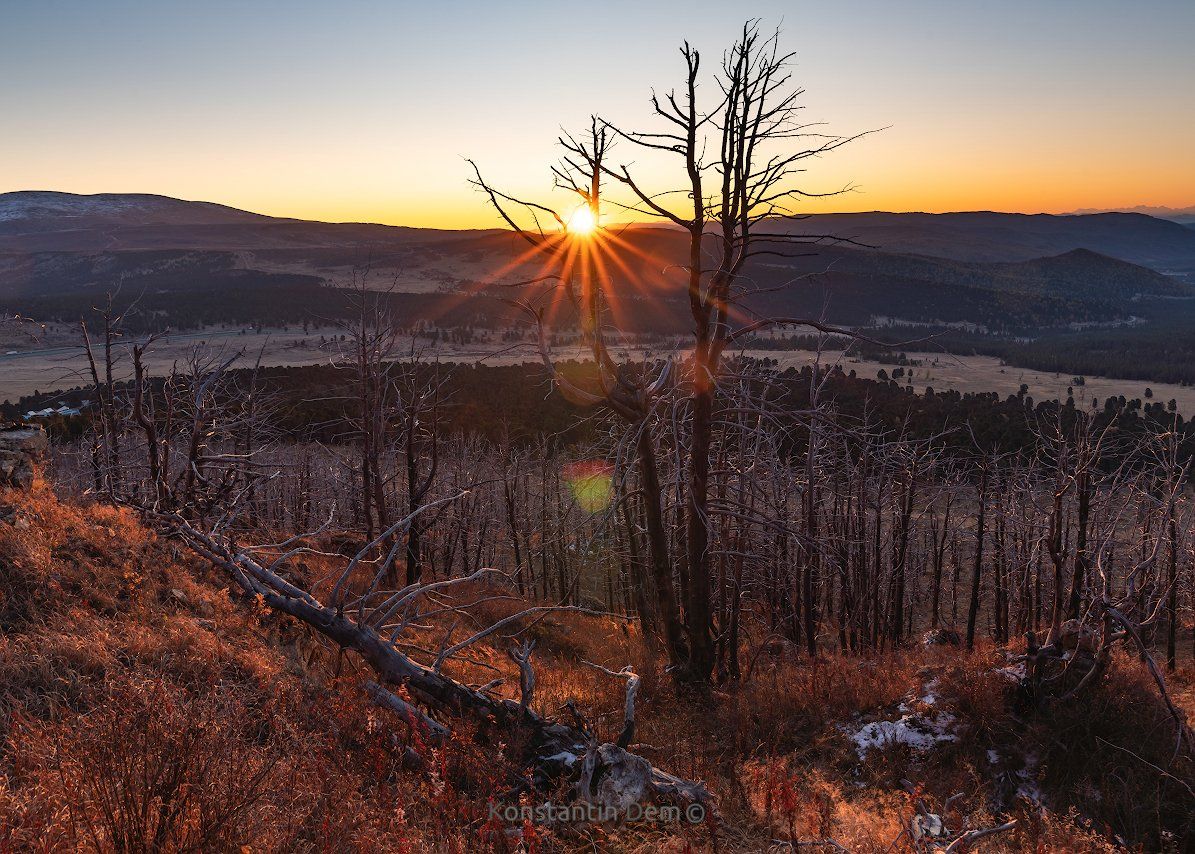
left=1, top=480, right=1190, bottom=851
left=0, top=484, right=500, bottom=852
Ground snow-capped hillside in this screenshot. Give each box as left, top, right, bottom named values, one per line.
left=0, top=191, right=455, bottom=253
left=0, top=191, right=275, bottom=229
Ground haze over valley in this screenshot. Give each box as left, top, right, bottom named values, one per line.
left=4, top=189, right=1195, bottom=410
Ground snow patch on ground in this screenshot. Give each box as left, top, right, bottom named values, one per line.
left=844, top=677, right=958, bottom=758
left=1014, top=752, right=1044, bottom=805
left=921, top=678, right=940, bottom=706
left=990, top=745, right=1047, bottom=808
left=543, top=750, right=579, bottom=766
left=848, top=712, right=958, bottom=756
left=994, top=661, right=1026, bottom=682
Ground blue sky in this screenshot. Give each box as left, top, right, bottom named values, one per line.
left=3, top=0, right=1193, bottom=227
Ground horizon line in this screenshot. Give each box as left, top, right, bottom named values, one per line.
left=2, top=188, right=1193, bottom=232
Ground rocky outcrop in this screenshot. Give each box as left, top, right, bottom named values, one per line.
left=0, top=424, right=48, bottom=489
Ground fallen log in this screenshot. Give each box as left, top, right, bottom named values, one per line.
left=153, top=511, right=716, bottom=822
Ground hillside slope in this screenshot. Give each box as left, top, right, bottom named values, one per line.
left=4, top=197, right=1189, bottom=335
left=5, top=191, right=1195, bottom=271
left=1, top=476, right=1192, bottom=851
left=779, top=210, right=1195, bottom=269
left=0, top=191, right=277, bottom=231
left=0, top=483, right=496, bottom=850
left=0, top=191, right=482, bottom=253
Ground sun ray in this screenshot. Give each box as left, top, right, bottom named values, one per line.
left=588, top=246, right=632, bottom=336
left=475, top=235, right=565, bottom=290
left=600, top=229, right=685, bottom=294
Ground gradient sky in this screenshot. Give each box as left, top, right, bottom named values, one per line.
left=3, top=0, right=1193, bottom=229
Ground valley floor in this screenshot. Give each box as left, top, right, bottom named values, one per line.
left=4, top=323, right=1195, bottom=419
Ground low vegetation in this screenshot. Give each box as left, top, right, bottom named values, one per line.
left=2, top=481, right=1191, bottom=851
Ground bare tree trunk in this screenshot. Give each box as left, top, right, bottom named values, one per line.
left=930, top=495, right=953, bottom=628
left=802, top=406, right=821, bottom=658
left=637, top=424, right=687, bottom=669
left=505, top=471, right=525, bottom=596
left=132, top=343, right=165, bottom=507
left=890, top=458, right=917, bottom=645
left=1068, top=466, right=1091, bottom=620
left=619, top=487, right=657, bottom=635
left=966, top=462, right=989, bottom=652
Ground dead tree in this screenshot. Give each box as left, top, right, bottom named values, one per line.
left=468, top=121, right=688, bottom=672
left=130, top=334, right=167, bottom=508
left=139, top=500, right=713, bottom=819
left=395, top=355, right=445, bottom=585
left=1014, top=423, right=1194, bottom=764
left=172, top=348, right=249, bottom=519
left=79, top=291, right=134, bottom=498
left=599, top=25, right=876, bottom=678
left=966, top=456, right=989, bottom=652
left=583, top=661, right=641, bottom=748
left=470, top=22, right=877, bottom=681
left=1065, top=411, right=1105, bottom=620
left=337, top=278, right=401, bottom=545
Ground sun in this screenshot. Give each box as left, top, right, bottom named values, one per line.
left=567, top=205, right=597, bottom=235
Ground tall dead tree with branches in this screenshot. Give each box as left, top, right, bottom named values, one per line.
left=470, top=22, right=874, bottom=681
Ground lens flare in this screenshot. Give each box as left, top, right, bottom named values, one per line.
left=562, top=459, right=613, bottom=513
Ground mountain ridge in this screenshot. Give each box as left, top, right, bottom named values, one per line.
left=0, top=190, right=492, bottom=235
left=1068, top=203, right=1195, bottom=225
left=0, top=190, right=279, bottom=227
left=4, top=192, right=1195, bottom=267
left=2, top=192, right=1192, bottom=335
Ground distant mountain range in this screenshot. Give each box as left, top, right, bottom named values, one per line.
left=6, top=192, right=1195, bottom=265
left=2, top=191, right=1193, bottom=336
left=0, top=191, right=276, bottom=230
left=1068, top=204, right=1195, bottom=226
left=776, top=210, right=1195, bottom=269
left=0, top=191, right=471, bottom=253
